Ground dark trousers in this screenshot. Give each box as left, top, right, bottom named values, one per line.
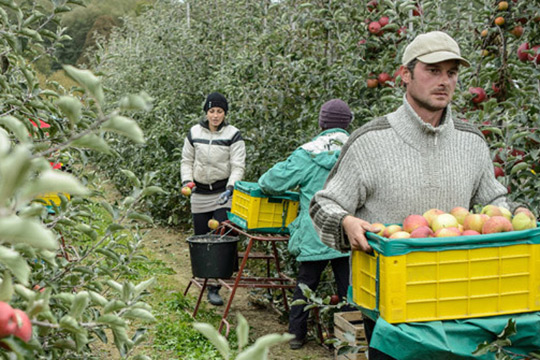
left=192, top=208, right=229, bottom=235
left=288, top=257, right=350, bottom=339
left=363, top=315, right=396, bottom=360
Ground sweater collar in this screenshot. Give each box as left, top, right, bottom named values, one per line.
left=387, top=96, right=455, bottom=150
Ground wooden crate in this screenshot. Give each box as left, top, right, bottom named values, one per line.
left=333, top=311, right=367, bottom=360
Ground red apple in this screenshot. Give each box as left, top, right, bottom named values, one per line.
left=12, top=309, right=32, bottom=343
left=367, top=0, right=378, bottom=12
left=0, top=302, right=18, bottom=338
left=510, top=148, right=525, bottom=164
left=403, top=214, right=429, bottom=233
left=368, top=21, right=382, bottom=35
left=434, top=227, right=461, bottom=238
left=469, top=87, right=486, bottom=104
left=463, top=214, right=489, bottom=233
left=367, top=78, right=379, bottom=88
left=517, top=42, right=530, bottom=62
left=389, top=231, right=411, bottom=239
left=382, top=224, right=402, bottom=238
left=510, top=25, right=523, bottom=37
left=481, top=121, right=493, bottom=136
left=378, top=16, right=390, bottom=27
left=450, top=207, right=470, bottom=225
left=413, top=5, right=423, bottom=16
left=330, top=294, right=340, bottom=305
left=528, top=45, right=540, bottom=64
left=494, top=166, right=505, bottom=178
left=422, top=208, right=446, bottom=227
left=32, top=284, right=45, bottom=293
left=493, top=148, right=504, bottom=163
left=393, top=66, right=405, bottom=86
left=481, top=204, right=503, bottom=217
left=462, top=230, right=481, bottom=236
left=514, top=208, right=535, bottom=219
left=186, top=181, right=196, bottom=190
left=410, top=226, right=434, bottom=238
left=377, top=72, right=392, bottom=86
left=432, top=214, right=459, bottom=232
left=208, top=219, right=219, bottom=230
left=482, top=216, right=513, bottom=234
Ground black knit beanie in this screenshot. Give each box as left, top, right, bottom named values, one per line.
left=319, top=99, right=352, bottom=129
left=203, top=92, right=228, bottom=114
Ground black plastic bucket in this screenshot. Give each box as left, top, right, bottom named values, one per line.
left=187, top=234, right=239, bottom=278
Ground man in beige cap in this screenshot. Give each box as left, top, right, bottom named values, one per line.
left=309, top=31, right=531, bottom=359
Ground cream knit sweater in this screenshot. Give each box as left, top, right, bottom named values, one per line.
left=309, top=97, right=516, bottom=251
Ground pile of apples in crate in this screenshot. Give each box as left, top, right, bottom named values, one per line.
left=373, top=206, right=537, bottom=239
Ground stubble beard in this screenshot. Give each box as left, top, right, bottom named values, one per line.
left=409, top=91, right=450, bottom=112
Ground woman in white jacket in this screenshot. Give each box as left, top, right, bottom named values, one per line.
left=181, top=92, right=246, bottom=305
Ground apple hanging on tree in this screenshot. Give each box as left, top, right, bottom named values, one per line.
left=517, top=42, right=530, bottom=62
left=12, top=309, right=32, bottom=342
left=469, top=87, right=486, bottom=104
left=378, top=72, right=392, bottom=87
left=0, top=302, right=18, bottom=338
left=368, top=21, right=382, bottom=35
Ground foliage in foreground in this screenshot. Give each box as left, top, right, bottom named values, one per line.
left=0, top=1, right=162, bottom=358
left=473, top=319, right=540, bottom=360
left=194, top=313, right=294, bottom=360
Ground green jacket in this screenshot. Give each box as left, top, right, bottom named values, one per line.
left=258, top=128, right=350, bottom=262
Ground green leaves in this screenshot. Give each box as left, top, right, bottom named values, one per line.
left=0, top=145, right=32, bottom=202
left=119, top=92, right=153, bottom=112
left=103, top=116, right=145, bottom=144
left=0, top=116, right=30, bottom=143
left=56, top=96, right=82, bottom=126
left=473, top=319, right=517, bottom=357
left=63, top=65, right=104, bottom=104
left=0, top=245, right=30, bottom=285
left=71, top=134, right=111, bottom=153
left=193, top=313, right=295, bottom=360
left=0, top=2, right=156, bottom=359
left=0, top=215, right=57, bottom=251
left=20, top=170, right=89, bottom=201
left=193, top=322, right=230, bottom=360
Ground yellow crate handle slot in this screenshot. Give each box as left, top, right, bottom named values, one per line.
left=281, top=201, right=289, bottom=230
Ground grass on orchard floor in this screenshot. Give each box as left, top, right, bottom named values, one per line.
left=130, top=252, right=238, bottom=360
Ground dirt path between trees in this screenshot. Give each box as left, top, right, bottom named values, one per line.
left=145, top=226, right=335, bottom=360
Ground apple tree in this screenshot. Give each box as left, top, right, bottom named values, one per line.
left=0, top=0, right=160, bottom=358
left=93, top=0, right=539, bottom=226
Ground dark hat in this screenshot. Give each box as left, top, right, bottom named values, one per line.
left=319, top=99, right=352, bottom=129
left=203, top=92, right=228, bottom=114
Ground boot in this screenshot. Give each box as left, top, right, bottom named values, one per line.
left=207, top=285, right=224, bottom=306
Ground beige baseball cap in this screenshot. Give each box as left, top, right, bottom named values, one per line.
left=402, top=31, right=470, bottom=67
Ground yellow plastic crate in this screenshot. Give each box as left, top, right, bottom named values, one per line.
left=352, top=226, right=540, bottom=323
left=36, top=192, right=71, bottom=207
left=228, top=181, right=299, bottom=234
